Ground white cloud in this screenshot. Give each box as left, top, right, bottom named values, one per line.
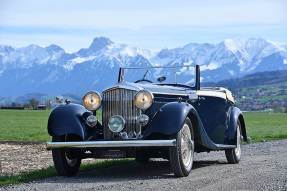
left=1, top=0, right=286, bottom=29
left=0, top=0, right=286, bottom=51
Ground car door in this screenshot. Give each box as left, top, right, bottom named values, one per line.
left=193, top=90, right=228, bottom=144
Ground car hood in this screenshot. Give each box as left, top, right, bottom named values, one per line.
left=103, top=82, right=194, bottom=96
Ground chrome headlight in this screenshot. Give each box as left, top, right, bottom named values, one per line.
left=82, top=91, right=101, bottom=111
left=134, top=90, right=154, bottom=110
left=108, top=115, right=125, bottom=132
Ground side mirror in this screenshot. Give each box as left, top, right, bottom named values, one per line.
left=157, top=76, right=166, bottom=83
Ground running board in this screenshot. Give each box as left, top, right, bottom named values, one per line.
left=215, top=144, right=236, bottom=150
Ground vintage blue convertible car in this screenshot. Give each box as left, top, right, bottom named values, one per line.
left=46, top=65, right=250, bottom=177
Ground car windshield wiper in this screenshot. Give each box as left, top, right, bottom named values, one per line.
left=141, top=69, right=149, bottom=81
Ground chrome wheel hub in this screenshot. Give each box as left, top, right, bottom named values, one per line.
left=65, top=151, right=77, bottom=166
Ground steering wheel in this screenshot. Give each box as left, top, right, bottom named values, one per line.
left=134, top=79, right=153, bottom=83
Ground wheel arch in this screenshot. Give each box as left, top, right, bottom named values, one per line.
left=142, top=102, right=196, bottom=139
left=227, top=107, right=247, bottom=144
left=187, top=111, right=201, bottom=147
left=238, top=114, right=247, bottom=142
left=48, top=104, right=92, bottom=140
left=142, top=102, right=219, bottom=151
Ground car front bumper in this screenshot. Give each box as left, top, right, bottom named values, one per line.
left=46, top=139, right=176, bottom=149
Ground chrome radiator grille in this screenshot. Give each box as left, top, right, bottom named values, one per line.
left=102, top=88, right=141, bottom=139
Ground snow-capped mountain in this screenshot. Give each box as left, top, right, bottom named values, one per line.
left=0, top=37, right=286, bottom=97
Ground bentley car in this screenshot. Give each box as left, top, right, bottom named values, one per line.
left=46, top=65, right=250, bottom=177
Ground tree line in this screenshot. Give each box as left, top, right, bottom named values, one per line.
left=2, top=98, right=52, bottom=110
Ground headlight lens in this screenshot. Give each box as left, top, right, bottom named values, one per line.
left=108, top=115, right=125, bottom=132
left=134, top=90, right=153, bottom=110
left=82, top=91, right=101, bottom=111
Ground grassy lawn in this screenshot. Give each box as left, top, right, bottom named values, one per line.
left=0, top=109, right=51, bottom=142
left=0, top=109, right=286, bottom=143
left=244, top=112, right=287, bottom=142
left=0, top=109, right=102, bottom=142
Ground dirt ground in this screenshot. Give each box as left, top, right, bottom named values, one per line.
left=1, top=140, right=287, bottom=191
left=0, top=141, right=53, bottom=176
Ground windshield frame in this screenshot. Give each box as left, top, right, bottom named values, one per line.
left=117, top=65, right=200, bottom=90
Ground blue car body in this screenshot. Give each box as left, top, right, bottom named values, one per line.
left=47, top=65, right=249, bottom=177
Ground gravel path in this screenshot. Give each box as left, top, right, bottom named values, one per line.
left=0, top=141, right=53, bottom=175
left=1, top=139, right=287, bottom=191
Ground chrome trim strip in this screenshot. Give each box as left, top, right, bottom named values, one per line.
left=151, top=92, right=189, bottom=96
left=103, top=83, right=143, bottom=93
left=46, top=139, right=176, bottom=149
left=122, top=65, right=195, bottom=69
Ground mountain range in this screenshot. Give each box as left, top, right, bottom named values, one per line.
left=0, top=37, right=287, bottom=97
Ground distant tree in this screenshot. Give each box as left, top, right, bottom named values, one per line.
left=23, top=102, right=30, bottom=109
left=28, top=98, right=39, bottom=110
left=271, top=103, right=281, bottom=113
left=285, top=104, right=287, bottom=113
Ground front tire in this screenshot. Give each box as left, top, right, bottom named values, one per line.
left=225, top=120, right=242, bottom=164
left=52, top=135, right=81, bottom=176
left=169, top=117, right=194, bottom=177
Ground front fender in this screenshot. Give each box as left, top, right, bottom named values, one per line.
left=142, top=102, right=235, bottom=150
left=227, top=107, right=247, bottom=145
left=47, top=104, right=92, bottom=140
left=143, top=102, right=193, bottom=138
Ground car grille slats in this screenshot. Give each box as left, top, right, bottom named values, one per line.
left=102, top=88, right=141, bottom=139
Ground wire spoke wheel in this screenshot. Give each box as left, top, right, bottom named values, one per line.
left=181, top=124, right=193, bottom=167
left=169, top=117, right=194, bottom=177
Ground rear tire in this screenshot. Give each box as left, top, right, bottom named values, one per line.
left=225, top=120, right=242, bottom=164
left=52, top=135, right=81, bottom=176
left=169, top=117, right=194, bottom=177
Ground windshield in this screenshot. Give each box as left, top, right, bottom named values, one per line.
left=120, top=65, right=196, bottom=87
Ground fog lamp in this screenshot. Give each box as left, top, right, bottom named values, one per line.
left=108, top=115, right=125, bottom=132
left=137, top=114, right=149, bottom=126
left=87, top=115, right=98, bottom=127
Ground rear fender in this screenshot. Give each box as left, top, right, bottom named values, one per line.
left=47, top=104, right=92, bottom=140
left=227, top=107, right=247, bottom=145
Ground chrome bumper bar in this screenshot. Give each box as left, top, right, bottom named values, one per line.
left=46, top=139, right=176, bottom=149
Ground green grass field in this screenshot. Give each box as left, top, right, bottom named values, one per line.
left=0, top=109, right=102, bottom=142
left=0, top=109, right=51, bottom=142
left=244, top=113, right=287, bottom=142
left=0, top=109, right=286, bottom=143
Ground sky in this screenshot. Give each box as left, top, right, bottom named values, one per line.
left=0, top=0, right=286, bottom=52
